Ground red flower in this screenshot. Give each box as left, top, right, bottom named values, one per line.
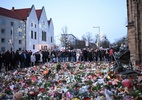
left=39, top=88, right=45, bottom=93
left=29, top=92, right=38, bottom=96
left=122, top=79, right=132, bottom=89
left=30, top=76, right=37, bottom=82
left=57, top=80, right=61, bottom=84
left=129, top=76, right=133, bottom=80
left=83, top=97, right=90, bottom=100
left=108, top=81, right=112, bottom=85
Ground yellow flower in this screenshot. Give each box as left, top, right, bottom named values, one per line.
left=71, top=98, right=80, bottom=100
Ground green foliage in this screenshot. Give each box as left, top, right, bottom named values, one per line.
left=44, top=81, right=52, bottom=88
left=74, top=74, right=82, bottom=82
left=85, top=80, right=93, bottom=85
left=56, top=63, right=61, bottom=72
left=79, top=64, right=84, bottom=69
left=54, top=92, right=62, bottom=99
left=91, top=83, right=102, bottom=91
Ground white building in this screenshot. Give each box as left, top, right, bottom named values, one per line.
left=0, top=5, right=54, bottom=52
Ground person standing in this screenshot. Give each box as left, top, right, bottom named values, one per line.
left=0, top=51, right=3, bottom=72
left=31, top=53, right=36, bottom=66
left=82, top=48, right=88, bottom=61
left=109, top=48, right=114, bottom=62
left=3, top=50, right=12, bottom=71
left=105, top=49, right=110, bottom=61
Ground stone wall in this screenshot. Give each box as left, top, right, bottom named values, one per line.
left=127, top=0, right=142, bottom=64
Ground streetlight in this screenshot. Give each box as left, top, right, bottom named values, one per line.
left=93, top=26, right=100, bottom=48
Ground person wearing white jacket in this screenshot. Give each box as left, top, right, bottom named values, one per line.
left=39, top=51, right=43, bottom=63
left=30, top=53, right=36, bottom=66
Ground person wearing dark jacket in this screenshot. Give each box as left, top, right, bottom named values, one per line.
left=82, top=48, right=88, bottom=61
left=20, top=50, right=26, bottom=68
left=4, top=50, right=12, bottom=71
left=15, top=50, right=20, bottom=68
left=0, top=52, right=3, bottom=72
left=11, top=51, right=16, bottom=70
left=88, top=49, right=93, bottom=62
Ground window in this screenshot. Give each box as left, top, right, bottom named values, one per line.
left=19, top=22, right=22, bottom=28
left=43, top=22, right=45, bottom=25
left=51, top=36, right=53, bottom=43
left=18, top=32, right=22, bottom=36
left=11, top=22, right=14, bottom=26
left=34, top=32, right=36, bottom=39
left=19, top=40, right=22, bottom=44
left=19, top=48, right=22, bottom=50
left=33, top=44, right=35, bottom=49
left=1, top=38, right=5, bottom=43
left=31, top=31, right=33, bottom=39
left=11, top=48, right=12, bottom=51
left=44, top=46, right=47, bottom=50
left=42, top=31, right=46, bottom=41
left=1, top=47, right=5, bottom=52
left=11, top=30, right=12, bottom=35
left=1, top=29, right=5, bottom=33
left=31, top=23, right=33, bottom=27
left=0, top=19, right=5, bottom=25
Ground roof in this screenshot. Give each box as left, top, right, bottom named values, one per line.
left=0, top=7, right=21, bottom=20
left=14, top=8, right=31, bottom=20
left=0, top=6, right=42, bottom=20
left=36, top=9, right=42, bottom=20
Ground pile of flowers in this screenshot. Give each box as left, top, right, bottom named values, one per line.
left=0, top=62, right=142, bottom=100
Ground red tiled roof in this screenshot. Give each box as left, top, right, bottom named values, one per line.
left=14, top=8, right=31, bottom=20
left=0, top=7, right=42, bottom=20
left=0, top=7, right=21, bottom=20
left=36, top=9, right=42, bottom=20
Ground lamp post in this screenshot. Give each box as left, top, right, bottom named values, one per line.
left=93, top=26, right=100, bottom=48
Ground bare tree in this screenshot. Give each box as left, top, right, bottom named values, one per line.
left=113, top=36, right=127, bottom=47
left=60, top=26, right=68, bottom=49
left=82, top=32, right=95, bottom=43
left=60, top=26, right=76, bottom=50
left=61, top=26, right=68, bottom=34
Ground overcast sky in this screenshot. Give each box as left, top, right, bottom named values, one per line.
left=0, top=0, right=127, bottom=43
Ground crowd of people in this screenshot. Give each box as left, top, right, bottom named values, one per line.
left=0, top=47, right=116, bottom=72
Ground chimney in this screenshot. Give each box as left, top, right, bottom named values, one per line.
left=12, top=7, right=15, bottom=11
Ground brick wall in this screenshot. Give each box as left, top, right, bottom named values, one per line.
left=127, top=0, right=142, bottom=64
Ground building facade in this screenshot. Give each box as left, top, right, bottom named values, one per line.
left=61, top=34, right=77, bottom=50
left=126, top=0, right=142, bottom=64
left=0, top=5, right=54, bottom=52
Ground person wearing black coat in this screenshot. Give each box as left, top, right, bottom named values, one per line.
left=15, top=50, right=20, bottom=68
left=11, top=51, right=16, bottom=70
left=19, top=50, right=27, bottom=68
left=0, top=52, right=3, bottom=72
left=88, top=49, right=93, bottom=62
left=82, top=48, right=88, bottom=61
left=3, top=50, right=12, bottom=71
